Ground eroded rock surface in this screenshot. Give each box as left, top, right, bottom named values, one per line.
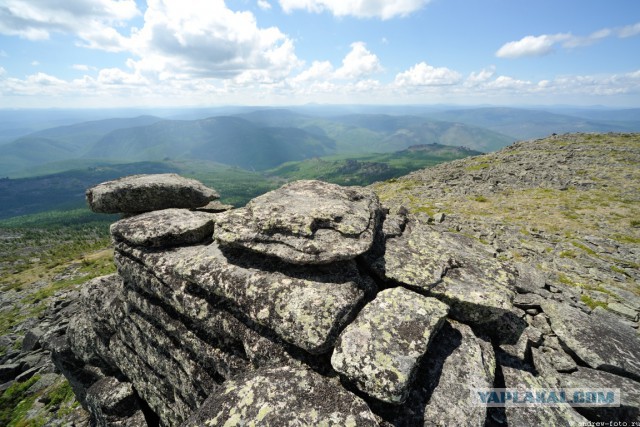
left=332, top=287, right=449, bottom=404
left=110, top=208, right=216, bottom=247
left=215, top=180, right=381, bottom=264
left=183, top=366, right=379, bottom=426
left=366, top=215, right=516, bottom=323
left=86, top=173, right=219, bottom=214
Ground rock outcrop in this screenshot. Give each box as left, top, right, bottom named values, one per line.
left=51, top=134, right=640, bottom=427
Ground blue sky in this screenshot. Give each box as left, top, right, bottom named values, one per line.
left=0, top=0, right=639, bottom=108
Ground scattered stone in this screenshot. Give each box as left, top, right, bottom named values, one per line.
left=607, top=302, right=640, bottom=322
left=21, top=327, right=44, bottom=352
left=215, top=180, right=381, bottom=264
left=183, top=366, right=379, bottom=427
left=86, top=173, right=219, bottom=214
left=433, top=212, right=446, bottom=223
left=0, top=362, right=21, bottom=382
left=542, top=299, right=640, bottom=380
left=331, top=287, right=449, bottom=404
left=85, top=376, right=145, bottom=427
left=110, top=208, right=215, bottom=247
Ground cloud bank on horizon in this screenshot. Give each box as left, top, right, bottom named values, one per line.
left=0, top=0, right=639, bottom=108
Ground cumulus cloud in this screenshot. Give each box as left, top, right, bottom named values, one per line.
left=497, top=21, right=640, bottom=58
left=125, top=0, right=301, bottom=80
left=334, top=42, right=382, bottom=79
left=394, top=62, right=462, bottom=87
left=278, top=0, right=431, bottom=19
left=0, top=0, right=139, bottom=47
left=466, top=66, right=496, bottom=86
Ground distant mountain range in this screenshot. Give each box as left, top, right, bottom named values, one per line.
left=1, top=106, right=638, bottom=178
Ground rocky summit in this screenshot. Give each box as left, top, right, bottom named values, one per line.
left=31, top=133, right=639, bottom=426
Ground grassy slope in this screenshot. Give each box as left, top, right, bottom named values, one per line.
left=372, top=133, right=640, bottom=306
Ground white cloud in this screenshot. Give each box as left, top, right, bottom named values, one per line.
left=291, top=60, right=334, bottom=83
left=0, top=0, right=139, bottom=47
left=496, top=34, right=570, bottom=58
left=497, top=21, right=640, bottom=58
left=257, top=0, right=272, bottom=10
left=394, top=62, right=462, bottom=87
left=334, top=42, right=382, bottom=79
left=125, top=0, right=301, bottom=80
left=72, top=64, right=91, bottom=71
left=31, top=60, right=40, bottom=66
left=618, top=22, right=640, bottom=38
left=278, top=0, right=431, bottom=19
left=466, top=66, right=496, bottom=86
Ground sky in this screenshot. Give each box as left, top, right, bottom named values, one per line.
left=0, top=0, right=639, bottom=108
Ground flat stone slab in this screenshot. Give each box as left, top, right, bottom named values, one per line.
left=366, top=216, right=515, bottom=324
left=117, top=242, right=374, bottom=354
left=183, top=366, right=378, bottom=426
left=215, top=180, right=381, bottom=264
left=331, top=287, right=449, bottom=404
left=542, top=299, right=640, bottom=381
left=110, top=208, right=215, bottom=247
left=388, top=320, right=495, bottom=425
left=86, top=173, right=219, bottom=214
left=501, top=365, right=588, bottom=426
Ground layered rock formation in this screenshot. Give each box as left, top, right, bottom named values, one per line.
left=52, top=147, right=640, bottom=426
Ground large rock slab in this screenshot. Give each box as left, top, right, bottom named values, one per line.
left=86, top=173, right=219, bottom=214
left=501, top=364, right=588, bottom=426
left=215, top=180, right=381, bottom=264
left=116, top=242, right=374, bottom=354
left=182, top=366, right=379, bottom=426
left=542, top=299, right=640, bottom=381
left=331, top=287, right=449, bottom=404
left=556, top=367, right=640, bottom=422
left=388, top=320, right=495, bottom=426
left=110, top=208, right=215, bottom=247
left=366, top=216, right=516, bottom=324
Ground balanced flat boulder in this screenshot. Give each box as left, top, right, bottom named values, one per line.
left=86, top=173, right=219, bottom=214
left=215, top=180, right=381, bottom=264
left=366, top=216, right=515, bottom=324
left=331, top=287, right=449, bottom=404
left=110, top=208, right=215, bottom=247
left=182, top=366, right=379, bottom=427
left=542, top=299, right=640, bottom=381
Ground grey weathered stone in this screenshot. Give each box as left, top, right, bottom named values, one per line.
left=556, top=367, right=640, bottom=423
left=501, top=364, right=589, bottom=426
left=542, top=299, right=640, bottom=380
left=607, top=302, right=640, bottom=322
left=86, top=173, right=219, bottom=214
left=215, top=180, right=381, bottom=264
left=500, top=326, right=543, bottom=361
left=110, top=208, right=215, bottom=247
left=85, top=376, right=144, bottom=427
left=117, top=242, right=374, bottom=354
left=331, top=287, right=449, bottom=404
left=183, top=366, right=379, bottom=427
left=21, top=327, right=44, bottom=352
left=533, top=336, right=578, bottom=373
left=366, top=216, right=515, bottom=324
left=388, top=320, right=495, bottom=426
left=193, top=200, right=234, bottom=213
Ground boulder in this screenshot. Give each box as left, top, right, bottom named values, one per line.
left=501, top=364, right=588, bottom=426
left=116, top=242, right=374, bottom=354
left=86, top=173, right=219, bottom=214
left=331, top=287, right=449, bottom=404
left=85, top=377, right=145, bottom=427
left=556, top=367, right=640, bottom=422
left=542, top=299, right=640, bottom=380
left=182, top=366, right=379, bottom=426
left=110, top=208, right=216, bottom=247
left=389, top=320, right=495, bottom=426
left=215, top=180, right=381, bottom=264
left=366, top=216, right=516, bottom=324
